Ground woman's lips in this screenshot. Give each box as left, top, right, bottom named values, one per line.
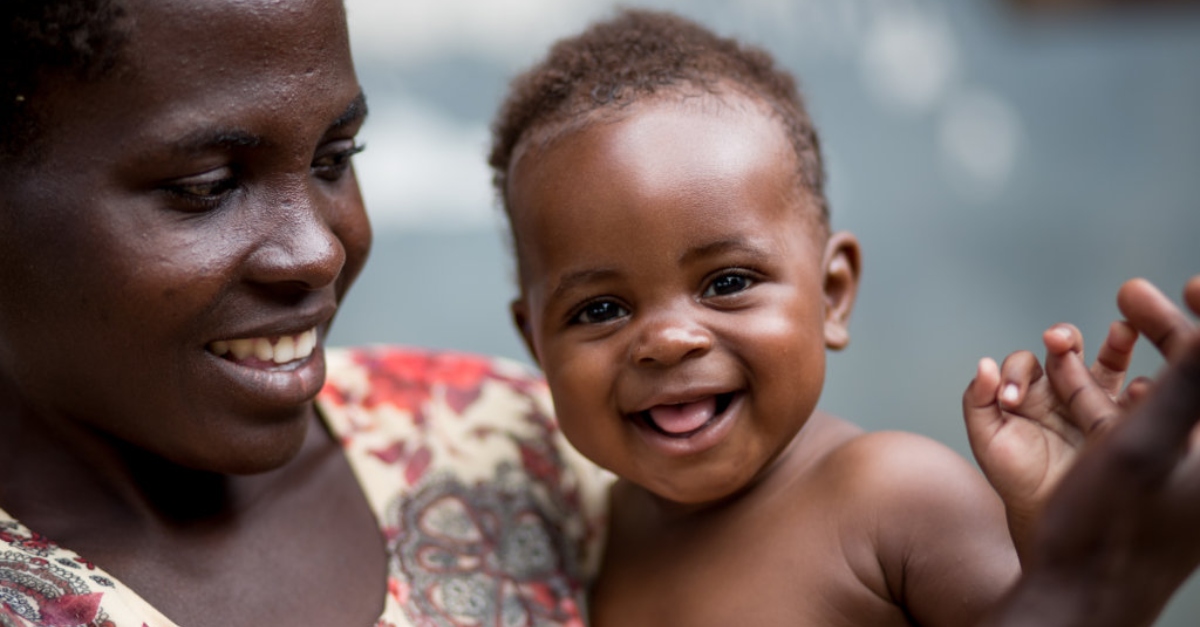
left=207, top=327, right=318, bottom=367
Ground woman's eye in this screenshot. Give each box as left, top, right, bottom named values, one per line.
left=163, top=168, right=238, bottom=211
left=571, top=300, right=629, bottom=325
left=313, top=141, right=365, bottom=181
left=703, top=273, right=754, bottom=298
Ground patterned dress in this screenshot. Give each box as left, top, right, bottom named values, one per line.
left=0, top=347, right=610, bottom=627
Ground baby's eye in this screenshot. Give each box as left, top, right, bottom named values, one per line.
left=313, top=141, right=365, bottom=182
left=571, top=300, right=629, bottom=325
left=703, top=272, right=754, bottom=298
left=163, top=167, right=238, bottom=211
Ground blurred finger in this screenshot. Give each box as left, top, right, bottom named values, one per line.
left=1120, top=376, right=1154, bottom=408
left=1101, top=331, right=1200, bottom=482
left=1185, top=275, right=1200, bottom=317
left=1118, top=278, right=1195, bottom=361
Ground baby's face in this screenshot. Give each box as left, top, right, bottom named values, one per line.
left=509, top=94, right=857, bottom=505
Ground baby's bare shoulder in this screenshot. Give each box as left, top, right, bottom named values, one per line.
left=818, top=430, right=987, bottom=495
left=810, top=429, right=1018, bottom=625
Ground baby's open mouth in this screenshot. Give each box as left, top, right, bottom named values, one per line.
left=639, top=392, right=736, bottom=439
left=207, top=328, right=318, bottom=367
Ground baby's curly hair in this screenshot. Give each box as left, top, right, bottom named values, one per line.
left=1, top=0, right=128, bottom=162
left=488, top=8, right=828, bottom=225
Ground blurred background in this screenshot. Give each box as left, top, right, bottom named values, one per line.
left=335, top=0, right=1200, bottom=621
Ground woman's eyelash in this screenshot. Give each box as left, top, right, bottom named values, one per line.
left=162, top=171, right=239, bottom=212
left=313, top=143, right=365, bottom=179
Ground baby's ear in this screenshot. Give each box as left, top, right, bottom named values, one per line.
left=821, top=231, right=861, bottom=350
left=510, top=299, right=541, bottom=366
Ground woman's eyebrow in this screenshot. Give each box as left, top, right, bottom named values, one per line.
left=168, top=129, right=263, bottom=156
left=330, top=91, right=368, bottom=130
left=158, top=92, right=367, bottom=157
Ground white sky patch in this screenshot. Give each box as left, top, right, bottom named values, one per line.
left=938, top=87, right=1023, bottom=200
left=345, top=0, right=885, bottom=67
left=860, top=8, right=959, bottom=114
left=354, top=99, right=497, bottom=230
left=346, top=0, right=611, bottom=67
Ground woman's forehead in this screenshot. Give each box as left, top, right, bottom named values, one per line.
left=67, top=1, right=353, bottom=139
left=124, top=0, right=351, bottom=71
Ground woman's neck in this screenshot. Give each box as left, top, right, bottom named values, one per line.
left=0, top=386, right=328, bottom=542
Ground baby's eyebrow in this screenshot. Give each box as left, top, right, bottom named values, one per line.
left=551, top=268, right=620, bottom=301
left=679, top=238, right=772, bottom=265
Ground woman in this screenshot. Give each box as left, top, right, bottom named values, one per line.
left=0, top=1, right=1195, bottom=626
left=0, top=1, right=603, bottom=625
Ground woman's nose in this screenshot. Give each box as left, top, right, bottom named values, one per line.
left=244, top=182, right=352, bottom=293
left=631, top=309, right=714, bottom=367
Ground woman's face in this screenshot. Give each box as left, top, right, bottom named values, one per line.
left=0, top=0, right=371, bottom=473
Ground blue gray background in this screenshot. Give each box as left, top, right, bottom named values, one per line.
left=333, top=0, right=1200, bottom=621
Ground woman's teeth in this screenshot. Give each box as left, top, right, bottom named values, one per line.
left=209, top=328, right=318, bottom=365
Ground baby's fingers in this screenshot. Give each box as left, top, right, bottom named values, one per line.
left=1091, top=321, right=1137, bottom=398
left=964, top=358, right=1003, bottom=453
left=1045, top=342, right=1120, bottom=437
left=997, top=350, right=1044, bottom=410
left=965, top=357, right=1001, bottom=410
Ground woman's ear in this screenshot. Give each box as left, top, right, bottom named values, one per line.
left=821, top=231, right=861, bottom=351
left=510, top=298, right=541, bottom=367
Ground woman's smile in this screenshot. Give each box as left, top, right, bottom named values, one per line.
left=209, top=327, right=320, bottom=367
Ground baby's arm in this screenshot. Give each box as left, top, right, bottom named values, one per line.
left=985, top=276, right=1200, bottom=627
left=843, top=431, right=1021, bottom=627
left=962, top=320, right=1137, bottom=560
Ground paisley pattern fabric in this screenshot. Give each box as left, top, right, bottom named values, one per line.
left=0, top=347, right=610, bottom=627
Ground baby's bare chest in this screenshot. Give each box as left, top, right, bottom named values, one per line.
left=590, top=490, right=908, bottom=627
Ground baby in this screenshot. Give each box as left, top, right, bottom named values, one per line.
left=487, top=9, right=1103, bottom=626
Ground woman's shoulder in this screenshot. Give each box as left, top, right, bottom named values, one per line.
left=315, top=343, right=607, bottom=504
left=0, top=514, right=175, bottom=627
left=320, top=345, right=548, bottom=415
left=318, top=345, right=557, bottom=454
left=315, top=346, right=612, bottom=624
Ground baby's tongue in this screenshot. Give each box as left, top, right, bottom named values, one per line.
left=647, top=396, right=716, bottom=435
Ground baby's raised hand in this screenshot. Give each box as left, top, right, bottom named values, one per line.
left=962, top=320, right=1137, bottom=559
left=984, top=276, right=1200, bottom=627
